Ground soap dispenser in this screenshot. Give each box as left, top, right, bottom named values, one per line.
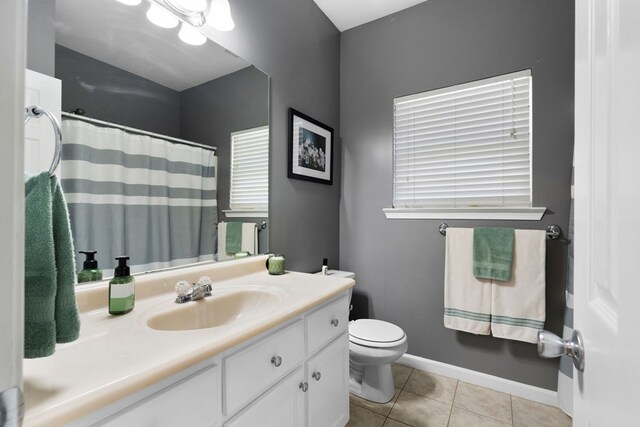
left=109, top=256, right=135, bottom=315
left=78, top=250, right=103, bottom=283
left=322, top=258, right=329, bottom=275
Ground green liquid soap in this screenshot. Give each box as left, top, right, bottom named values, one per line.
left=78, top=250, right=103, bottom=283
left=109, top=256, right=135, bottom=315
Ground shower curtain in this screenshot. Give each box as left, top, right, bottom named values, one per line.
left=557, top=163, right=574, bottom=416
left=60, top=118, right=217, bottom=276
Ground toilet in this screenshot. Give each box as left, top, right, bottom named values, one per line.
left=320, top=270, right=408, bottom=404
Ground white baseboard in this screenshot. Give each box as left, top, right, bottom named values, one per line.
left=398, top=353, right=559, bottom=408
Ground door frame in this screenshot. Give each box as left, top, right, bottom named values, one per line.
left=0, top=0, right=26, bottom=413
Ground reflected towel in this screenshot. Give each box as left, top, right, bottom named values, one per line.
left=473, top=227, right=514, bottom=281
left=491, top=230, right=546, bottom=343
left=24, top=172, right=80, bottom=358
left=444, top=228, right=492, bottom=335
left=225, top=222, right=242, bottom=254
left=217, top=222, right=258, bottom=261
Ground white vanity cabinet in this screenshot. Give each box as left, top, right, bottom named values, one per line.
left=224, top=293, right=350, bottom=427
left=79, top=292, right=350, bottom=427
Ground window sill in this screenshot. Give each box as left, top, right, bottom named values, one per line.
left=383, top=207, right=546, bottom=221
left=223, top=209, right=268, bottom=218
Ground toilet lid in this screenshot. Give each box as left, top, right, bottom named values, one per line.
left=349, top=319, right=405, bottom=345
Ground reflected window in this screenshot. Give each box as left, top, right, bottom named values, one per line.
left=229, top=126, right=269, bottom=213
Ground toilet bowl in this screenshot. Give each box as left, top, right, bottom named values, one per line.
left=349, top=319, right=408, bottom=403
left=318, top=270, right=408, bottom=404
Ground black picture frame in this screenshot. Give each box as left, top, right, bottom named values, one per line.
left=288, top=108, right=334, bottom=185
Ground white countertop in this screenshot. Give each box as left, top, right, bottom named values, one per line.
left=23, top=256, right=354, bottom=426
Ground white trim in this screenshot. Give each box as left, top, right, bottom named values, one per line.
left=395, top=70, right=532, bottom=104
left=383, top=207, right=546, bottom=220
left=398, top=353, right=559, bottom=408
left=223, top=209, right=268, bottom=218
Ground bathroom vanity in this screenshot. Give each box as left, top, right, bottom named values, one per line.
left=23, top=256, right=353, bottom=426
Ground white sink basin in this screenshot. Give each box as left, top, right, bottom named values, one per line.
left=146, top=288, right=284, bottom=331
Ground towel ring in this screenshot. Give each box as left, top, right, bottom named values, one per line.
left=24, top=105, right=63, bottom=176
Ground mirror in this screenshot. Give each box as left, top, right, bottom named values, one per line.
left=51, top=0, right=269, bottom=281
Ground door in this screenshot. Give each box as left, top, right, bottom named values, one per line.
left=224, top=367, right=305, bottom=427
left=307, top=335, right=349, bottom=427
left=573, top=0, right=640, bottom=424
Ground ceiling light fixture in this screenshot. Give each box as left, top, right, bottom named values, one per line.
left=146, top=3, right=179, bottom=28
left=167, top=0, right=208, bottom=13
left=178, top=23, right=207, bottom=45
left=115, top=0, right=143, bottom=5
left=206, top=0, right=234, bottom=31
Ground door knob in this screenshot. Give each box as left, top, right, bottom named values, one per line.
left=537, top=329, right=585, bottom=372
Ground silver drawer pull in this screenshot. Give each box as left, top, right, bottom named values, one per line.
left=312, top=371, right=321, bottom=381
left=271, top=356, right=283, bottom=367
left=299, top=382, right=309, bottom=392
left=330, top=318, right=339, bottom=327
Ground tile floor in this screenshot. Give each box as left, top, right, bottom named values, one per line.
left=347, top=364, right=572, bottom=427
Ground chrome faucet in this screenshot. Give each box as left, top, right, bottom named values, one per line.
left=175, top=276, right=213, bottom=304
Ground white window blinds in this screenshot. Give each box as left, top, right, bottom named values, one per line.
left=393, top=70, right=532, bottom=209
left=230, top=126, right=269, bottom=211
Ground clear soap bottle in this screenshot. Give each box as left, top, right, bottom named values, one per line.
left=78, top=250, right=103, bottom=283
left=109, top=256, right=135, bottom=315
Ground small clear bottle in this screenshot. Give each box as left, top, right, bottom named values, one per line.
left=109, top=256, right=135, bottom=315
left=78, top=250, right=103, bottom=283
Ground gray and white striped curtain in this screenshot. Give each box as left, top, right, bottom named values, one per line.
left=60, top=118, right=217, bottom=277
left=557, top=163, right=574, bottom=416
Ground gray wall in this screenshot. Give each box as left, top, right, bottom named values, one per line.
left=180, top=66, right=269, bottom=225
left=340, top=0, right=574, bottom=390
left=27, top=0, right=55, bottom=76
left=210, top=0, right=342, bottom=272
left=55, top=45, right=182, bottom=138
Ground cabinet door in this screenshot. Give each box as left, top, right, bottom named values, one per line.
left=100, top=364, right=220, bottom=427
left=307, top=333, right=349, bottom=427
left=225, top=367, right=305, bottom=427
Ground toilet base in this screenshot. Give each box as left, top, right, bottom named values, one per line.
left=349, top=362, right=395, bottom=403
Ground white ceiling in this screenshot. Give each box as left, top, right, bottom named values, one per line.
left=312, top=0, right=430, bottom=32
left=55, top=0, right=249, bottom=92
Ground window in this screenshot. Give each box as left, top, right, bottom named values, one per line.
left=228, top=126, right=269, bottom=216
left=386, top=70, right=544, bottom=220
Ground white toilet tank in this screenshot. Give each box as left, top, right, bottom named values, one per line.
left=317, top=270, right=355, bottom=302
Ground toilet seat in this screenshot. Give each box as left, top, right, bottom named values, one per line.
left=349, top=319, right=406, bottom=348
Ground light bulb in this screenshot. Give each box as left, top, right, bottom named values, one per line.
left=168, top=0, right=207, bottom=12
left=178, top=23, right=207, bottom=45
left=146, top=3, right=179, bottom=28
left=115, top=0, right=142, bottom=5
left=206, top=0, right=235, bottom=31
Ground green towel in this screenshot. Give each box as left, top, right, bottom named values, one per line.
left=24, top=172, right=80, bottom=358
left=225, top=222, right=243, bottom=254
left=473, top=227, right=515, bottom=282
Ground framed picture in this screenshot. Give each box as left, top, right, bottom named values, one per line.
left=288, top=108, right=334, bottom=185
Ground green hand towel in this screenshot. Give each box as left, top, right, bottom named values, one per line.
left=225, top=222, right=242, bottom=254
left=473, top=227, right=515, bottom=282
left=24, top=172, right=80, bottom=359
left=51, top=175, right=80, bottom=344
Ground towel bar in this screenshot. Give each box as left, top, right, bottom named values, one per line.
left=438, top=223, right=562, bottom=240
left=24, top=105, right=63, bottom=176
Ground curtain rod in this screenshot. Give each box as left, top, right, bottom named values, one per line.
left=61, top=112, right=217, bottom=152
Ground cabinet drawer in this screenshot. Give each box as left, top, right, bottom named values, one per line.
left=101, top=364, right=219, bottom=427
left=306, top=295, right=349, bottom=355
left=224, top=319, right=305, bottom=416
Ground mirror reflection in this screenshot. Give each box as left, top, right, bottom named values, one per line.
left=52, top=0, right=269, bottom=281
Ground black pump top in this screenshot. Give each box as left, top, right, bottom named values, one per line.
left=114, top=256, right=130, bottom=277
left=80, top=251, right=98, bottom=269
left=322, top=258, right=328, bottom=266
